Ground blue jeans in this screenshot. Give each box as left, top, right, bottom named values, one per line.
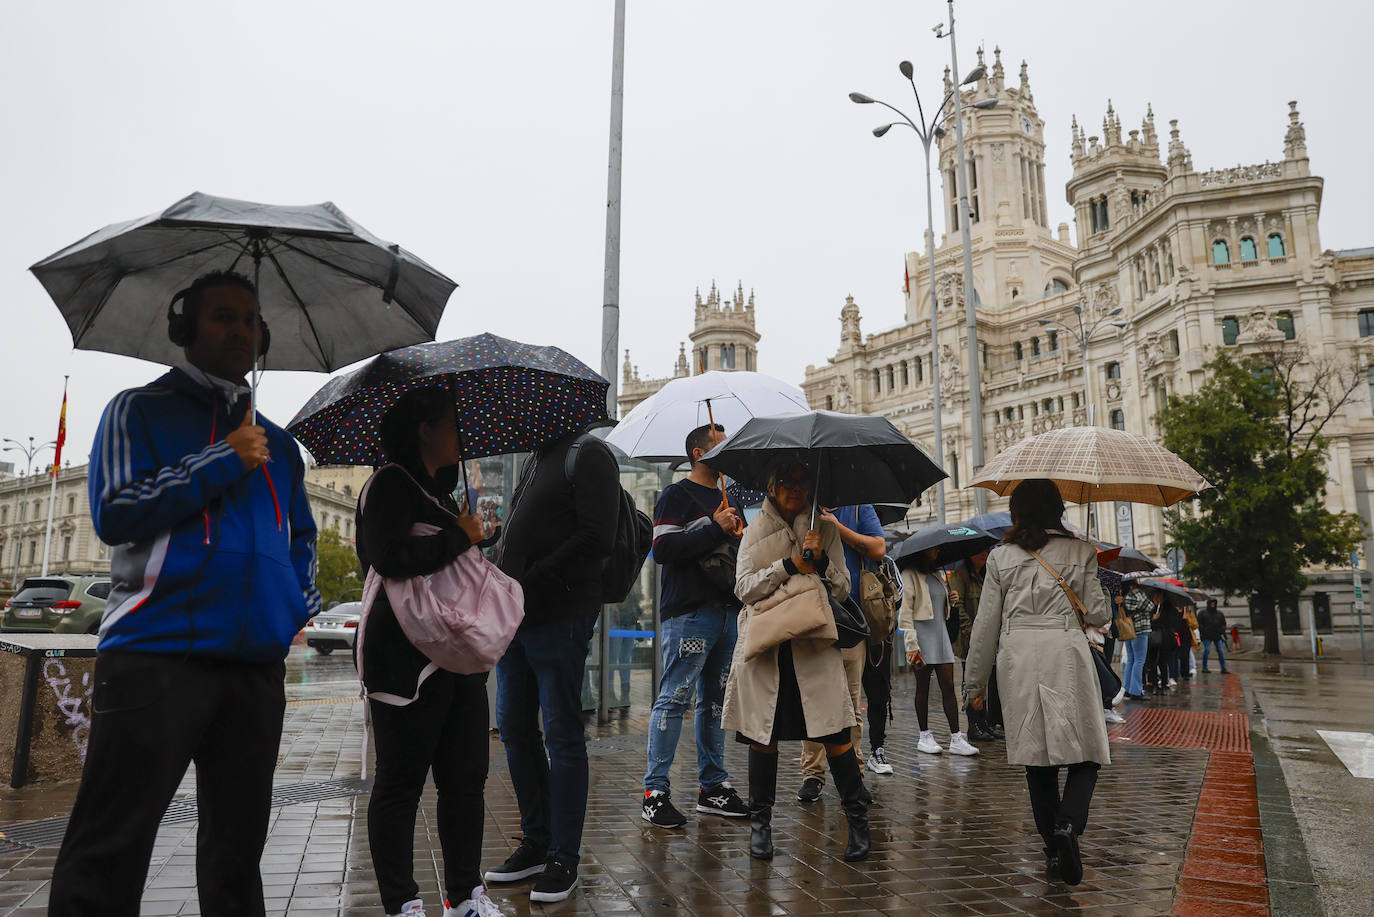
left=495, top=615, right=596, bottom=867
left=643, top=607, right=738, bottom=794
left=1123, top=632, right=1149, bottom=696
left=1202, top=638, right=1227, bottom=671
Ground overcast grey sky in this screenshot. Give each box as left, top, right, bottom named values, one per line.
left=2, top=1, right=1370, bottom=470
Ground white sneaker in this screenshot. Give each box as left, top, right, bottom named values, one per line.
left=1104, top=709, right=1126, bottom=725
left=917, top=731, right=943, bottom=754
left=1111, top=686, right=1126, bottom=707
left=392, top=901, right=426, bottom=917
left=1168, top=678, right=1178, bottom=688
left=867, top=747, right=895, bottom=774
left=446, top=886, right=502, bottom=917
left=948, top=732, right=979, bottom=756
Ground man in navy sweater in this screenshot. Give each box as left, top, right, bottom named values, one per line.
left=640, top=423, right=749, bottom=828
left=49, top=271, right=319, bottom=917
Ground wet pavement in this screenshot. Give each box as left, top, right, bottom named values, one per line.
left=0, top=647, right=1368, bottom=915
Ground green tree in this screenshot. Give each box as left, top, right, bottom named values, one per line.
left=1158, top=345, right=1365, bottom=654
left=315, top=528, right=363, bottom=609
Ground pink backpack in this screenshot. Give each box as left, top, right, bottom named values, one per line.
left=356, top=466, right=524, bottom=685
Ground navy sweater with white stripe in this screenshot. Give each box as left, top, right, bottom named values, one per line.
left=88, top=368, right=320, bottom=661
left=653, top=479, right=742, bottom=620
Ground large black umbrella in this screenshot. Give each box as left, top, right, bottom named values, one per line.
left=287, top=333, right=608, bottom=467
left=873, top=503, right=912, bottom=526
left=31, top=192, right=456, bottom=409
left=699, top=411, right=946, bottom=545
left=892, top=523, right=998, bottom=571
left=1103, top=546, right=1160, bottom=574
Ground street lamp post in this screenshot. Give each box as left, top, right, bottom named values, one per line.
left=851, top=65, right=994, bottom=524
left=2, top=437, right=56, bottom=587
left=936, top=0, right=989, bottom=513
left=1037, top=303, right=1123, bottom=535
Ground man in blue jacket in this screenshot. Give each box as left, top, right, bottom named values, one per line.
left=48, top=270, right=320, bottom=917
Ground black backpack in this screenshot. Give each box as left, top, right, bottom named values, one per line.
left=564, top=434, right=652, bottom=604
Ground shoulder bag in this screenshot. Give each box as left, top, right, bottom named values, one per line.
left=1115, top=601, right=1137, bottom=642
left=740, top=572, right=835, bottom=659
left=858, top=555, right=899, bottom=649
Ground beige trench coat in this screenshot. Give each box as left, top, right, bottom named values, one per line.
left=721, top=499, right=853, bottom=745
left=963, top=534, right=1112, bottom=767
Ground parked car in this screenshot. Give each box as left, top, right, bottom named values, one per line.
left=304, top=601, right=362, bottom=655
left=2, top=574, right=112, bottom=634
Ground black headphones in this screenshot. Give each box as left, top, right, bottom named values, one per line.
left=167, top=283, right=271, bottom=357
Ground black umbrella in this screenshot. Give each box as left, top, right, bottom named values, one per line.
left=892, top=523, right=998, bottom=571
left=962, top=512, right=1013, bottom=539
left=700, top=411, right=946, bottom=554
left=287, top=333, right=608, bottom=467
left=873, top=503, right=912, bottom=526
left=1103, top=546, right=1160, bottom=574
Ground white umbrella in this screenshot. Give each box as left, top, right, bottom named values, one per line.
left=605, top=370, right=811, bottom=463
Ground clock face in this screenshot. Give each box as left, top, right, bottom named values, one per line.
left=1021, top=114, right=1034, bottom=134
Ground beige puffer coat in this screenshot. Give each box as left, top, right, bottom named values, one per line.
left=721, top=499, right=853, bottom=745
left=964, top=533, right=1112, bottom=767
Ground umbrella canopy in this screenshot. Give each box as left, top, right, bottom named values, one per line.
left=287, top=333, right=607, bottom=466
left=1134, top=576, right=1196, bottom=604
left=604, top=370, right=810, bottom=463
left=968, top=426, right=1210, bottom=506
left=1098, top=567, right=1125, bottom=599
left=1102, top=546, right=1160, bottom=574
left=873, top=503, right=912, bottom=526
left=699, top=411, right=946, bottom=509
left=963, top=512, right=1012, bottom=539
left=31, top=191, right=456, bottom=372
left=892, top=523, right=998, bottom=571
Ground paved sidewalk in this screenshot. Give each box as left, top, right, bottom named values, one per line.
left=0, top=651, right=1313, bottom=915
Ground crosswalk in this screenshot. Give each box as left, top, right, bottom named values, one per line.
left=1317, top=729, right=1374, bottom=778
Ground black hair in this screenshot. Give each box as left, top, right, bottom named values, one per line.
left=685, top=423, right=724, bottom=465
left=184, top=270, right=256, bottom=324
left=1005, top=478, right=1066, bottom=552
left=380, top=387, right=453, bottom=469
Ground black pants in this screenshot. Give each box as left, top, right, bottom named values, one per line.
left=369, top=671, right=490, bottom=912
left=1176, top=639, right=1193, bottom=678
left=1025, top=762, right=1100, bottom=848
left=49, top=652, right=286, bottom=917
left=860, top=640, right=893, bottom=750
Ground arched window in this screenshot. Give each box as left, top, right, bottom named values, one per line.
left=66, top=495, right=75, bottom=514
left=1267, top=233, right=1286, bottom=258
left=1014, top=342, right=1024, bottom=362
left=1110, top=409, right=1126, bottom=431
left=1152, top=258, right=1162, bottom=287
left=1276, top=310, right=1295, bottom=341
left=1167, top=330, right=1180, bottom=355
left=1048, top=331, right=1059, bottom=352
left=1011, top=287, right=1020, bottom=300
left=901, top=362, right=910, bottom=387
left=1222, top=316, right=1240, bottom=345
left=1212, top=240, right=1230, bottom=264
left=1043, top=398, right=1054, bottom=414
left=826, top=395, right=833, bottom=410
left=873, top=369, right=881, bottom=393
left=1031, top=338, right=1041, bottom=358
left=1004, top=408, right=1015, bottom=421
left=915, top=357, right=923, bottom=382
left=1105, top=361, right=1121, bottom=380
left=886, top=365, right=896, bottom=389
left=1045, top=278, right=1069, bottom=294
left=1240, top=237, right=1258, bottom=261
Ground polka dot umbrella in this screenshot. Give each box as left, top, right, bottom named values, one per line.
left=287, top=333, right=609, bottom=467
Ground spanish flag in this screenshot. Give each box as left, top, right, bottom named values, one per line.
left=51, top=380, right=67, bottom=478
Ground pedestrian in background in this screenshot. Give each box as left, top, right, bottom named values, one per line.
left=964, top=478, right=1112, bottom=887
left=356, top=388, right=494, bottom=917
left=899, top=548, right=980, bottom=757
left=797, top=503, right=887, bottom=799
left=50, top=271, right=320, bottom=917
left=949, top=551, right=998, bottom=742
left=722, top=461, right=870, bottom=862
left=1198, top=599, right=1230, bottom=673
left=640, top=423, right=747, bottom=829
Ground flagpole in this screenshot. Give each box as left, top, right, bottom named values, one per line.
left=40, top=376, right=69, bottom=577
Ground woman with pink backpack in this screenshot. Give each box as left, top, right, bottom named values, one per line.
left=356, top=387, right=499, bottom=917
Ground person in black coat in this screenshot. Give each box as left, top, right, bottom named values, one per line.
left=356, top=387, right=490, bottom=917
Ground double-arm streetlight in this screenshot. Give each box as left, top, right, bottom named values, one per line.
left=3, top=437, right=56, bottom=586
left=851, top=63, right=994, bottom=523
left=1036, top=304, right=1124, bottom=535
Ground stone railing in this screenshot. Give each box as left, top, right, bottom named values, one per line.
left=1198, top=161, right=1282, bottom=186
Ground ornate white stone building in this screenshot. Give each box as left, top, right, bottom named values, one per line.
left=618, top=281, right=762, bottom=416
left=802, top=48, right=1374, bottom=646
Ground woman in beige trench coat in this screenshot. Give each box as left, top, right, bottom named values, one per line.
left=720, top=460, right=869, bottom=862
left=964, top=479, right=1111, bottom=887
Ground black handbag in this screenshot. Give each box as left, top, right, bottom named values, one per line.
left=829, top=594, right=871, bottom=650
left=1092, top=643, right=1123, bottom=707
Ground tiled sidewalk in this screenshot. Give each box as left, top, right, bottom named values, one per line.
left=0, top=661, right=1276, bottom=915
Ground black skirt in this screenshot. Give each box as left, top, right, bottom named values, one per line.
left=735, top=641, right=851, bottom=746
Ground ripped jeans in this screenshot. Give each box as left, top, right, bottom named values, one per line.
left=644, top=606, right=738, bottom=794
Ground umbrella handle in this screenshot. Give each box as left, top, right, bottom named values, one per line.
left=705, top=398, right=741, bottom=536
left=803, top=465, right=820, bottom=562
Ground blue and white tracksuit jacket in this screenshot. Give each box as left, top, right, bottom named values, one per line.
left=89, top=368, right=321, bottom=661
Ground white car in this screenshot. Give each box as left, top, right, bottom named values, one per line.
left=304, top=602, right=361, bottom=655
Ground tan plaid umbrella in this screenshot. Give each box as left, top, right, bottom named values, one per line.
left=968, top=426, right=1210, bottom=506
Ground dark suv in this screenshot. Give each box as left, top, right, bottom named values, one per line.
left=2, top=574, right=112, bottom=634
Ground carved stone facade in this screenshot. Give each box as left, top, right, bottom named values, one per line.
left=802, top=51, right=1374, bottom=645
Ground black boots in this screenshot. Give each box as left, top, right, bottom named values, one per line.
left=966, top=703, right=997, bottom=742
left=1051, top=822, right=1083, bottom=885
left=828, top=747, right=870, bottom=862
left=747, top=748, right=777, bottom=860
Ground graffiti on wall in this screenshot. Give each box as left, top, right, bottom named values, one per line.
left=43, top=659, right=93, bottom=762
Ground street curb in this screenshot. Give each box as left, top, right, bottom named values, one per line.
left=1244, top=686, right=1324, bottom=916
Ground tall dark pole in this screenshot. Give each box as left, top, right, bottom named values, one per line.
left=600, top=0, right=626, bottom=420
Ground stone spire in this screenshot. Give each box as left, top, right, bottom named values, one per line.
left=708, top=279, right=719, bottom=306
left=675, top=342, right=688, bottom=377
left=747, top=288, right=755, bottom=311
left=1167, top=118, right=1193, bottom=173
left=1070, top=115, right=1085, bottom=159
left=622, top=348, right=633, bottom=383
left=1103, top=100, right=1122, bottom=147
left=991, top=46, right=1005, bottom=92
left=1019, top=59, right=1032, bottom=101
left=839, top=295, right=862, bottom=349
left=734, top=280, right=745, bottom=310
left=1284, top=100, right=1307, bottom=160
left=1141, top=103, right=1157, bottom=149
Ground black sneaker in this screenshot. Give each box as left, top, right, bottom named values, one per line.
left=1051, top=824, right=1083, bottom=886
left=796, top=777, right=823, bottom=803
left=483, top=839, right=548, bottom=884
left=530, top=858, right=577, bottom=903
left=697, top=782, right=748, bottom=817
left=642, top=790, right=687, bottom=828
